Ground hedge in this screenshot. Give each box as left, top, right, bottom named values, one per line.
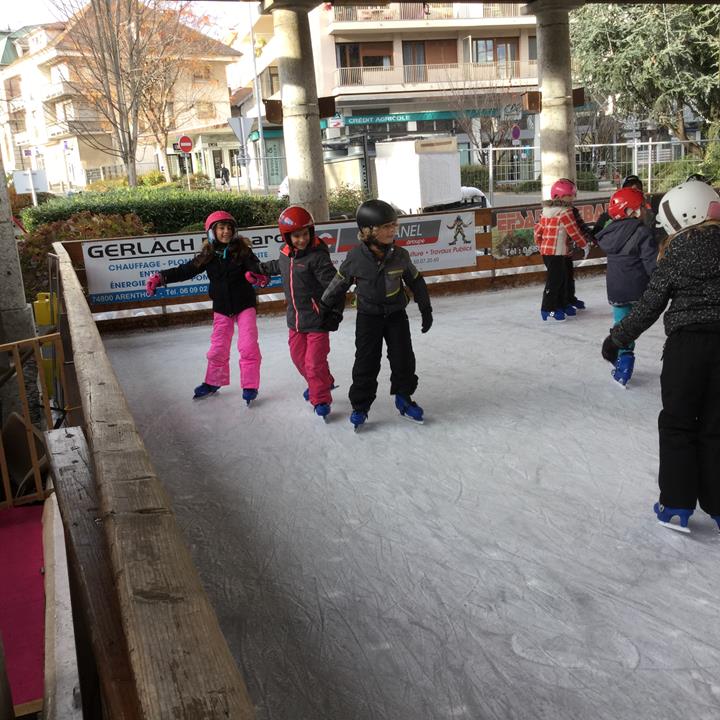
left=21, top=188, right=287, bottom=234
left=460, top=164, right=489, bottom=191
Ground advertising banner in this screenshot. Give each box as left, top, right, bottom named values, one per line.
left=491, top=199, right=609, bottom=258
left=82, top=212, right=477, bottom=304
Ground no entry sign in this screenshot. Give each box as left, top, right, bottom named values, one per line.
left=178, top=135, right=193, bottom=153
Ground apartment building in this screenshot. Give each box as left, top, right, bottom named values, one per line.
left=229, top=2, right=539, bottom=188
left=0, top=16, right=240, bottom=191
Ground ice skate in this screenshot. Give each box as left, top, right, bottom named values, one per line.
left=395, top=394, right=424, bottom=424
left=562, top=305, right=577, bottom=316
left=350, top=409, right=368, bottom=432
left=242, top=388, right=258, bottom=406
left=654, top=502, right=693, bottom=534
left=193, top=382, right=220, bottom=399
left=314, top=403, right=331, bottom=422
left=540, top=309, right=566, bottom=322
left=572, top=299, right=586, bottom=310
left=612, top=352, right=635, bottom=387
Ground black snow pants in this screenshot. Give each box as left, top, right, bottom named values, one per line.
left=349, top=310, right=418, bottom=412
left=658, top=327, right=720, bottom=515
left=541, top=255, right=577, bottom=311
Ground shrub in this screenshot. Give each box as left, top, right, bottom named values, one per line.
left=138, top=170, right=167, bottom=186
left=170, top=172, right=212, bottom=190
left=516, top=178, right=542, bottom=192
left=21, top=188, right=286, bottom=234
left=327, top=183, right=367, bottom=217
left=460, top=164, right=489, bottom=191
left=576, top=170, right=598, bottom=191
left=650, top=158, right=702, bottom=193
left=85, top=177, right=129, bottom=192
left=7, top=186, right=55, bottom=215
left=18, top=211, right=148, bottom=301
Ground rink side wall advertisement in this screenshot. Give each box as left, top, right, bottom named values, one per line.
left=491, top=200, right=609, bottom=259
left=81, top=212, right=476, bottom=304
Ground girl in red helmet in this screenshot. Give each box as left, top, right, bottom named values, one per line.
left=534, top=178, right=594, bottom=321
left=254, top=205, right=340, bottom=419
left=145, top=210, right=266, bottom=403
left=595, top=187, right=658, bottom=386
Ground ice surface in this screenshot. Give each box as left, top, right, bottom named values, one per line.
left=104, top=276, right=720, bottom=720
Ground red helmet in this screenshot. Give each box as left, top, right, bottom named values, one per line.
left=204, top=210, right=236, bottom=233
left=550, top=178, right=577, bottom=200
left=608, top=187, right=645, bottom=220
left=278, top=206, right=314, bottom=243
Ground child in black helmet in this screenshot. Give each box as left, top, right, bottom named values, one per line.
left=320, top=199, right=433, bottom=429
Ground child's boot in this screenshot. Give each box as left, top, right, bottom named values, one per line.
left=314, top=403, right=331, bottom=421
left=562, top=305, right=577, bottom=316
left=612, top=352, right=635, bottom=387
left=654, top=502, right=693, bottom=533
left=242, top=388, right=258, bottom=406
left=572, top=299, right=586, bottom=310
left=540, top=309, right=567, bottom=322
left=350, top=409, right=368, bottom=431
left=395, top=394, right=424, bottom=423
left=193, top=382, right=220, bottom=399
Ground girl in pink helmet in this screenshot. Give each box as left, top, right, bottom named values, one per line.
left=145, top=210, right=267, bottom=404
left=534, top=178, right=594, bottom=321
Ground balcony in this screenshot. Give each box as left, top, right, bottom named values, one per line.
left=7, top=95, right=25, bottom=112
left=43, top=80, right=76, bottom=101
left=47, top=119, right=108, bottom=138
left=334, top=60, right=538, bottom=91
left=15, top=130, right=32, bottom=146
left=332, top=3, right=524, bottom=23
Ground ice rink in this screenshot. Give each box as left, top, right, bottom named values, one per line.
left=104, top=275, right=720, bottom=720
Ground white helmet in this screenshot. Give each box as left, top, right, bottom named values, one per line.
left=656, top=181, right=720, bottom=235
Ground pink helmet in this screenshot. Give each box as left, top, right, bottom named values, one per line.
left=204, top=210, right=236, bottom=233
left=550, top=178, right=577, bottom=200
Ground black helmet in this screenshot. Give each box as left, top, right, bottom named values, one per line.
left=356, top=199, right=397, bottom=230
left=621, top=174, right=643, bottom=190
left=686, top=173, right=710, bottom=184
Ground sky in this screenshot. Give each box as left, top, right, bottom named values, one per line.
left=3, top=0, right=245, bottom=37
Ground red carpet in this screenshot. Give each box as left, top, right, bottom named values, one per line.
left=0, top=505, right=45, bottom=708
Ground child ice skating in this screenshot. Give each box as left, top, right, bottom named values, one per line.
left=534, top=178, right=593, bottom=321
left=320, top=199, right=433, bottom=430
left=595, top=187, right=658, bottom=386
left=145, top=210, right=264, bottom=404
left=255, top=206, right=341, bottom=420
left=601, top=180, right=720, bottom=533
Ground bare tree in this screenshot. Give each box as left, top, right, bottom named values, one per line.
left=50, top=0, right=207, bottom=185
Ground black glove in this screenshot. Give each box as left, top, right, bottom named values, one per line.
left=320, top=302, right=343, bottom=332
left=421, top=308, right=433, bottom=334
left=601, top=334, right=622, bottom=364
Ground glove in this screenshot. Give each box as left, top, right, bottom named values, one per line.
left=421, top=308, right=433, bottom=334
left=319, top=302, right=343, bottom=332
left=601, top=334, right=622, bottom=364
left=145, top=272, right=163, bottom=297
left=245, top=271, right=269, bottom=288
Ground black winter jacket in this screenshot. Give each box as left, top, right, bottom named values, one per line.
left=160, top=238, right=262, bottom=317
left=260, top=239, right=339, bottom=332
left=321, top=242, right=431, bottom=316
left=595, top=217, right=657, bottom=305
left=611, top=223, right=720, bottom=347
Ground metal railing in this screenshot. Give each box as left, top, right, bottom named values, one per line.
left=332, top=3, right=523, bottom=22
left=335, top=60, right=537, bottom=88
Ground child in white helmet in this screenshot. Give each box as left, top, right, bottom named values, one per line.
left=145, top=210, right=266, bottom=404
left=534, top=178, right=594, bottom=321
left=601, top=180, right=720, bottom=533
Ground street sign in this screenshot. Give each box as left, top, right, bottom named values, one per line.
left=178, top=135, right=193, bottom=153
left=13, top=169, right=48, bottom=194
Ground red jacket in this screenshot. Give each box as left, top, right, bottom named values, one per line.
left=534, top=203, right=591, bottom=256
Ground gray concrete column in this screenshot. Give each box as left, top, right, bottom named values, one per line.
left=271, top=5, right=329, bottom=222
left=528, top=1, right=578, bottom=200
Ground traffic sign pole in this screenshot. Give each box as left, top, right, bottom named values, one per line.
left=177, top=136, right=193, bottom=190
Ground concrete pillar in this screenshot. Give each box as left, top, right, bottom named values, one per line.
left=526, top=1, right=580, bottom=200
left=270, top=4, right=329, bottom=222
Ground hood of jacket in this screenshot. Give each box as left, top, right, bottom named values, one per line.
left=541, top=205, right=568, bottom=219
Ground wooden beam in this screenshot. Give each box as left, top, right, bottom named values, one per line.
left=52, top=244, right=255, bottom=720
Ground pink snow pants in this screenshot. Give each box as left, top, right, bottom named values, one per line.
left=288, top=330, right=334, bottom=405
left=205, top=309, right=261, bottom=389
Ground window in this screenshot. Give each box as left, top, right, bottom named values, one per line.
left=196, top=102, right=214, bottom=119
left=529, top=36, right=537, bottom=62
left=336, top=42, right=392, bottom=68
left=192, top=66, right=211, bottom=82
left=260, top=66, right=280, bottom=97
left=472, top=39, right=494, bottom=64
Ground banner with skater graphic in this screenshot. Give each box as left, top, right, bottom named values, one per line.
left=82, top=211, right=477, bottom=304
left=491, top=200, right=609, bottom=258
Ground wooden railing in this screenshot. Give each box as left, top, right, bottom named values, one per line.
left=49, top=242, right=256, bottom=719
left=0, top=332, right=68, bottom=510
